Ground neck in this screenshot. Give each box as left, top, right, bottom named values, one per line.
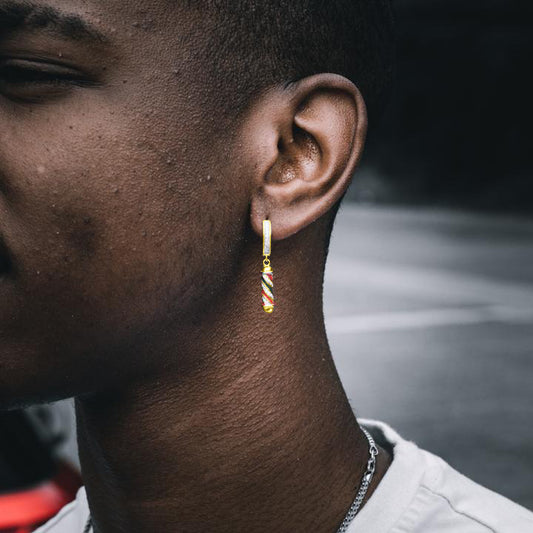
left=75, top=234, right=389, bottom=533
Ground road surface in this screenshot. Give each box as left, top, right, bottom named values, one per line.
left=324, top=204, right=533, bottom=510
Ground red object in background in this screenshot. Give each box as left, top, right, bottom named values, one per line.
left=0, top=462, right=81, bottom=533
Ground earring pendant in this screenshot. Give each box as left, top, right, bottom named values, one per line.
left=262, top=220, right=274, bottom=313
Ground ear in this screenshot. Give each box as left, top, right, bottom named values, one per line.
left=247, top=73, right=367, bottom=241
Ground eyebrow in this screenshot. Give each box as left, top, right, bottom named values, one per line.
left=0, top=1, right=108, bottom=44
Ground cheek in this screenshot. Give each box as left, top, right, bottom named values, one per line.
left=0, top=98, right=246, bottom=398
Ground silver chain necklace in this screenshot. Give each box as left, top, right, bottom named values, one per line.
left=336, top=426, right=379, bottom=532
left=83, top=427, right=378, bottom=533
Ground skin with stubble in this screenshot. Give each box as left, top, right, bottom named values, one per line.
left=0, top=1, right=391, bottom=531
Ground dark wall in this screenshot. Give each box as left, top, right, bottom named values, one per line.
left=350, top=0, right=533, bottom=211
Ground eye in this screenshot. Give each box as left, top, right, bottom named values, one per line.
left=0, top=58, right=97, bottom=103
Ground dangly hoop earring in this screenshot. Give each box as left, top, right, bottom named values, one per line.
left=261, top=219, right=274, bottom=313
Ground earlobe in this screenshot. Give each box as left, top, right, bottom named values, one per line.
left=249, top=73, right=367, bottom=241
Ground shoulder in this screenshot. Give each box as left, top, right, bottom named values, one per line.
left=34, top=486, right=89, bottom=533
left=414, top=448, right=533, bottom=533
left=356, top=419, right=533, bottom=533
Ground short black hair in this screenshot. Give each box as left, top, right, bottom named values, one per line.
left=185, top=0, right=394, bottom=120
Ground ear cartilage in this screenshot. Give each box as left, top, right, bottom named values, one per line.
left=262, top=220, right=274, bottom=313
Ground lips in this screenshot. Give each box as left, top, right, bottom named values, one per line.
left=0, top=235, right=12, bottom=274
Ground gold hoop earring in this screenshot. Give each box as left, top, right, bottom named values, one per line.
left=261, top=219, right=274, bottom=313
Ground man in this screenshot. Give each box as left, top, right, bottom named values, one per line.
left=0, top=1, right=531, bottom=531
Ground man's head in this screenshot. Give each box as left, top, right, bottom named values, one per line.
left=0, top=0, right=393, bottom=407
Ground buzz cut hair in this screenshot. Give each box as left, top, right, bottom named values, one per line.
left=184, top=1, right=394, bottom=118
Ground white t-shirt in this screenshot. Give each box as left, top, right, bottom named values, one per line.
left=35, top=419, right=533, bottom=532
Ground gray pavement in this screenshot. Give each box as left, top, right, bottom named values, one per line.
left=324, top=205, right=533, bottom=510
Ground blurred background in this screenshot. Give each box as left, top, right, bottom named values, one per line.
left=351, top=0, right=533, bottom=212
left=1, top=0, right=532, bottom=530
left=326, top=0, right=533, bottom=512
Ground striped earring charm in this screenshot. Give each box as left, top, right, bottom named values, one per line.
left=261, top=219, right=274, bottom=313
